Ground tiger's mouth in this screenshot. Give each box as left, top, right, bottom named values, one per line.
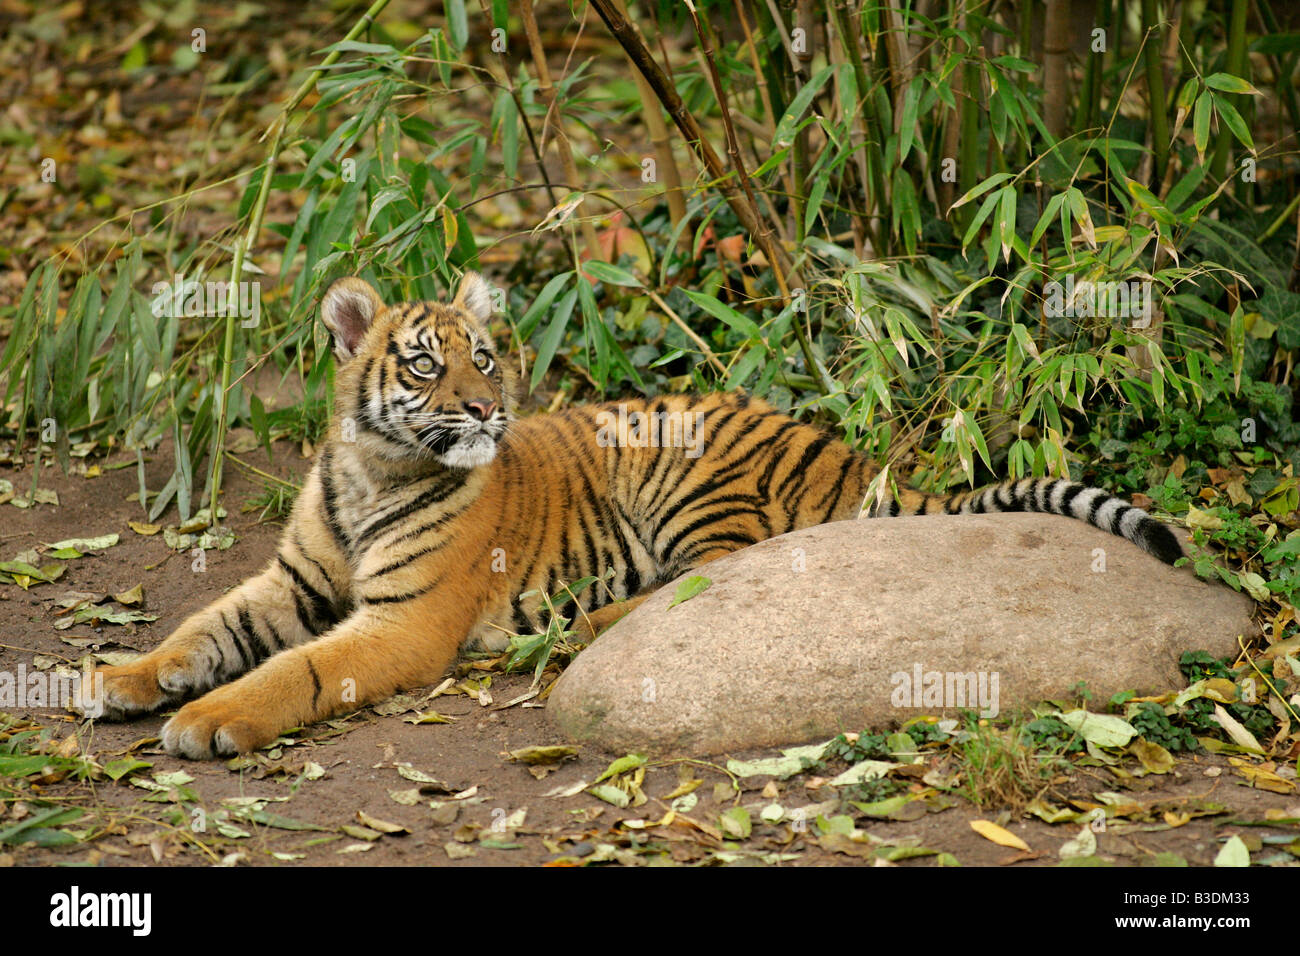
left=438, top=430, right=500, bottom=469
left=410, top=415, right=506, bottom=469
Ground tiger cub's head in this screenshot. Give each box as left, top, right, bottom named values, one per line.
left=320, top=273, right=512, bottom=469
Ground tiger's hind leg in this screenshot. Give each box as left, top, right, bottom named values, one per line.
left=567, top=543, right=747, bottom=644
left=571, top=594, right=651, bottom=642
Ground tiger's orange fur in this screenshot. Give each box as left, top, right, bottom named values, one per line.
left=88, top=274, right=1183, bottom=758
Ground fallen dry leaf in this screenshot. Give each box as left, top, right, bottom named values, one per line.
left=970, top=819, right=1030, bottom=851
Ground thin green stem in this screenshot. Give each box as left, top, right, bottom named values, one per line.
left=207, top=0, right=394, bottom=521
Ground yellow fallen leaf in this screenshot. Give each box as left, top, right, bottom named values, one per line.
left=128, top=522, right=161, bottom=536
left=1130, top=738, right=1175, bottom=774
left=1265, top=807, right=1300, bottom=821
left=664, top=777, right=703, bottom=800
left=113, top=583, right=144, bottom=606
left=1210, top=704, right=1264, bottom=753
left=1201, top=678, right=1239, bottom=703
left=1229, top=761, right=1296, bottom=794
left=970, top=819, right=1030, bottom=851
left=1185, top=504, right=1222, bottom=530
left=356, top=810, right=408, bottom=834
left=1163, top=810, right=1190, bottom=828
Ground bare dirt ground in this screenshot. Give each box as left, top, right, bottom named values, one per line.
left=1, top=441, right=1297, bottom=869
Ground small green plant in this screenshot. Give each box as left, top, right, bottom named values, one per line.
left=504, top=572, right=614, bottom=683
left=1128, top=702, right=1199, bottom=753
left=958, top=716, right=1063, bottom=812
left=1020, top=716, right=1085, bottom=755
left=243, top=478, right=300, bottom=523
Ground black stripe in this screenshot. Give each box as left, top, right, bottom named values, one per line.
left=359, top=579, right=441, bottom=605
left=203, top=634, right=224, bottom=677
left=1058, top=483, right=1086, bottom=515
left=352, top=472, right=466, bottom=548
left=754, top=421, right=807, bottom=495
left=660, top=506, right=761, bottom=563
left=292, top=591, right=321, bottom=637
left=318, top=452, right=352, bottom=551
left=386, top=506, right=468, bottom=547
left=354, top=356, right=374, bottom=424
left=220, top=614, right=254, bottom=672
left=292, top=531, right=340, bottom=595
left=816, top=455, right=858, bottom=521
left=237, top=606, right=273, bottom=662
left=1034, top=480, right=1053, bottom=512
left=305, top=657, right=322, bottom=710
left=684, top=531, right=757, bottom=558
left=776, top=433, right=833, bottom=501
left=1109, top=503, right=1133, bottom=534
left=609, top=504, right=641, bottom=597
left=278, top=556, right=335, bottom=628
left=1019, top=482, right=1038, bottom=512
left=1002, top=484, right=1025, bottom=512
left=364, top=540, right=448, bottom=579
left=649, top=458, right=752, bottom=530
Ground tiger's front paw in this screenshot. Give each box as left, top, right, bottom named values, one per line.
left=161, top=691, right=279, bottom=759
left=84, top=646, right=217, bottom=720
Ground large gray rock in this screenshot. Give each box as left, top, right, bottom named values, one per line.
left=547, top=513, right=1256, bottom=756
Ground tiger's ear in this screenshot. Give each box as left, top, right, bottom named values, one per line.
left=321, top=278, right=384, bottom=361
left=452, top=271, right=494, bottom=326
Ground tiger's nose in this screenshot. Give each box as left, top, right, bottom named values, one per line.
left=464, top=398, right=497, bottom=421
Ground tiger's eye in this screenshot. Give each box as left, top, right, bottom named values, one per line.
left=413, top=355, right=436, bottom=375
left=474, top=350, right=491, bottom=370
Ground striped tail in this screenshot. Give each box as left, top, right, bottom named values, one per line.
left=874, top=477, right=1185, bottom=566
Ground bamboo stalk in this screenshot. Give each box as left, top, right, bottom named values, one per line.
left=1212, top=0, right=1249, bottom=183
left=1140, top=0, right=1170, bottom=186
left=1013, top=0, right=1033, bottom=169
left=1072, top=0, right=1106, bottom=132
left=1156, top=0, right=1186, bottom=196
left=1042, top=0, right=1072, bottom=139
left=958, top=56, right=980, bottom=226
left=733, top=0, right=798, bottom=229
left=588, top=0, right=832, bottom=394
left=475, top=0, right=558, bottom=208
left=610, top=0, right=688, bottom=249
left=827, top=0, right=884, bottom=253
left=685, top=0, right=804, bottom=291
left=208, top=0, right=393, bottom=521
left=517, top=0, right=604, bottom=263
left=880, top=0, right=910, bottom=126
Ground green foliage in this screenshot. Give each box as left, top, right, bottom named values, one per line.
left=1021, top=716, right=1085, bottom=755
left=503, top=572, right=611, bottom=683
left=823, top=719, right=949, bottom=767
left=1128, top=702, right=1199, bottom=753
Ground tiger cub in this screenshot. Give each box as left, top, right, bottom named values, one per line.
left=88, top=273, right=1183, bottom=758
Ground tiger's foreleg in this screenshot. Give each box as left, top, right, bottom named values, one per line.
left=92, top=532, right=347, bottom=719
left=159, top=595, right=477, bottom=759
